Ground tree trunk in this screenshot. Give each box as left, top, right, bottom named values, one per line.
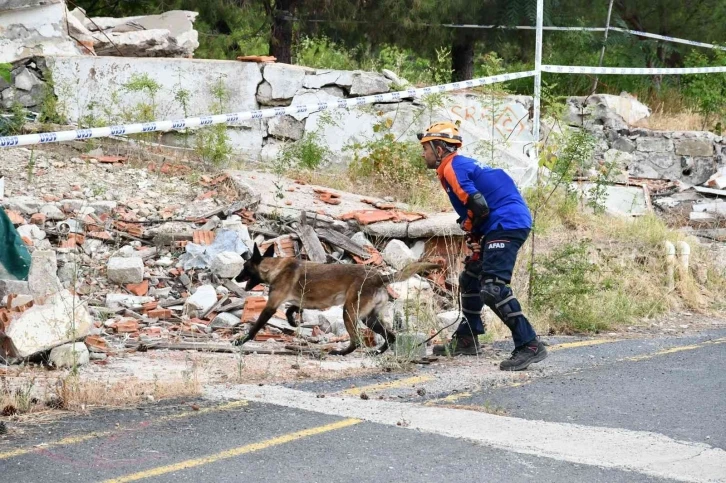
left=269, top=0, right=296, bottom=64
left=451, top=33, right=475, bottom=82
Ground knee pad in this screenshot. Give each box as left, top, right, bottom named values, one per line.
left=480, top=282, right=523, bottom=321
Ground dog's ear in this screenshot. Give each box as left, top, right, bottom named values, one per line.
left=263, top=244, right=275, bottom=258
left=251, top=244, right=262, bottom=263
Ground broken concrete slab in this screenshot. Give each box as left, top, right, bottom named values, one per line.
left=184, top=284, right=217, bottom=316
left=2, top=289, right=93, bottom=359
left=262, top=63, right=308, bottom=101
left=349, top=72, right=391, bottom=96
left=210, top=312, right=240, bottom=329
left=267, top=115, right=305, bottom=141
left=49, top=342, right=89, bottom=368
left=107, top=257, right=144, bottom=284
left=209, top=251, right=244, bottom=279
left=303, top=70, right=343, bottom=89
left=39, top=203, right=65, bottom=220
left=407, top=213, right=465, bottom=238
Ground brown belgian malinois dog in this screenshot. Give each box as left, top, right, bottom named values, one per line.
left=233, top=244, right=441, bottom=355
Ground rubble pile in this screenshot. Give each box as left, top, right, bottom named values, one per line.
left=0, top=147, right=462, bottom=367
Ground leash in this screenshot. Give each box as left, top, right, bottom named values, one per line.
left=415, top=234, right=481, bottom=349
left=415, top=281, right=464, bottom=348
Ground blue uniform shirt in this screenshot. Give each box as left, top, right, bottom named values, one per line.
left=436, top=153, right=532, bottom=234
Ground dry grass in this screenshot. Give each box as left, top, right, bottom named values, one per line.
left=633, top=110, right=714, bottom=132
left=56, top=374, right=201, bottom=411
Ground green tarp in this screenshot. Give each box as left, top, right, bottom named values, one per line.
left=0, top=207, right=31, bottom=281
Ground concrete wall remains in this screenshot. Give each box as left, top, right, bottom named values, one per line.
left=39, top=56, right=539, bottom=186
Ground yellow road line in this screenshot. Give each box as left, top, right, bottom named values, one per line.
left=549, top=339, right=620, bottom=352
left=103, top=418, right=362, bottom=483
left=622, top=337, right=726, bottom=362
left=342, top=375, right=432, bottom=396
left=0, top=400, right=248, bottom=460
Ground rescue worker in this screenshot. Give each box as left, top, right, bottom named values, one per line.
left=417, top=121, right=547, bottom=371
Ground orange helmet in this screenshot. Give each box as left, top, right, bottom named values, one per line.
left=417, top=121, right=463, bottom=146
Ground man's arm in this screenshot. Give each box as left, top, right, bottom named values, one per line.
left=442, top=160, right=489, bottom=231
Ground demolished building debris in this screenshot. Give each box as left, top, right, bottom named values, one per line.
left=0, top=146, right=462, bottom=365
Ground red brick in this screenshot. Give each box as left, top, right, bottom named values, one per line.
left=242, top=296, right=267, bottom=323
left=30, top=213, right=46, bottom=225
left=142, top=301, right=158, bottom=312
left=59, top=240, right=77, bottom=249
left=141, top=327, right=162, bottom=337
left=126, top=280, right=149, bottom=296
left=147, top=308, right=172, bottom=319
left=5, top=210, right=24, bottom=225
left=115, top=318, right=139, bottom=333
left=84, top=335, right=108, bottom=352
left=88, top=231, right=113, bottom=240
left=68, top=233, right=86, bottom=245
left=193, top=230, right=215, bottom=246
left=21, top=236, right=33, bottom=247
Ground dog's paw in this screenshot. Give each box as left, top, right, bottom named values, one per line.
left=232, top=336, right=248, bottom=347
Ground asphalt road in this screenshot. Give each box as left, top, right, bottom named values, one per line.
left=2, top=329, right=725, bottom=483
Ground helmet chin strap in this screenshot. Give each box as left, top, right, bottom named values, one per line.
left=429, top=141, right=442, bottom=168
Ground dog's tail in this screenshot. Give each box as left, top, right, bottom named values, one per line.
left=385, top=262, right=443, bottom=284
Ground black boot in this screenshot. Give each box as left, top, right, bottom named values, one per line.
left=499, top=340, right=548, bottom=371
left=433, top=334, right=481, bottom=356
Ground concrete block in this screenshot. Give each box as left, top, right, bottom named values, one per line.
left=3, top=290, right=93, bottom=359
left=210, top=312, right=240, bottom=329
left=676, top=139, right=714, bottom=157
left=636, top=137, right=674, bottom=153
left=28, top=250, right=63, bottom=301
left=209, top=251, right=245, bottom=279
left=39, top=204, right=65, bottom=220
left=107, top=257, right=144, bottom=284
left=49, top=342, right=89, bottom=368
left=184, top=284, right=217, bottom=314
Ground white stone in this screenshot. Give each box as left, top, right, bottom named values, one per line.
left=184, top=284, right=217, bottom=314
left=597, top=93, right=651, bottom=125
left=105, top=293, right=154, bottom=309
left=350, top=231, right=374, bottom=248
left=107, top=257, right=144, bottom=284
left=267, top=115, right=304, bottom=141
left=89, top=200, right=117, bottom=215
left=16, top=224, right=46, bottom=242
left=3, top=290, right=93, bottom=359
left=263, top=63, right=307, bottom=100
left=210, top=312, right=240, bottom=329
left=410, top=241, right=426, bottom=261
left=209, top=251, right=245, bottom=279
left=14, top=67, right=42, bottom=92
left=382, top=239, right=417, bottom=270
left=49, top=342, right=89, bottom=368
left=388, top=276, right=432, bottom=301
left=437, top=310, right=462, bottom=327
left=28, top=250, right=63, bottom=301
left=40, top=204, right=65, bottom=220
left=318, top=306, right=345, bottom=335
left=155, top=256, right=174, bottom=267
left=81, top=238, right=103, bottom=255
